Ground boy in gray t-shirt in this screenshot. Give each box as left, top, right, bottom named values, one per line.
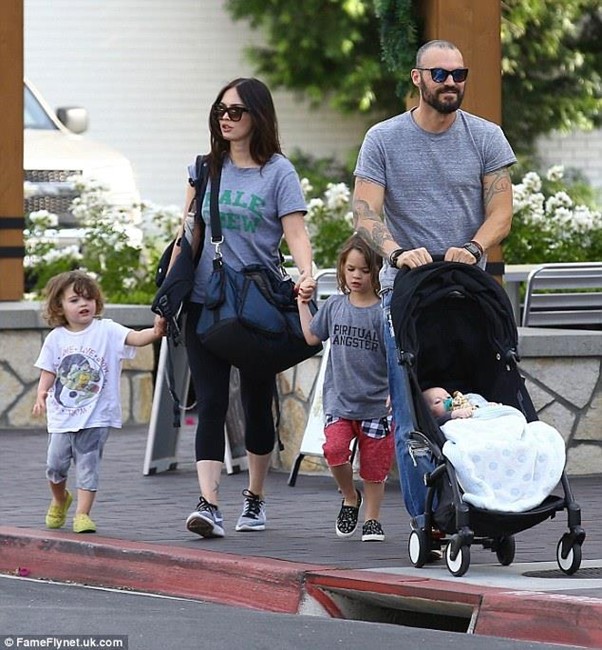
left=298, top=235, right=393, bottom=543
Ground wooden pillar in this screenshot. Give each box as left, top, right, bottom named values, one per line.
left=0, top=0, right=24, bottom=300
left=420, top=0, right=505, bottom=278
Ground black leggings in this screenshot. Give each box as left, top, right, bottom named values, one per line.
left=184, top=302, right=276, bottom=462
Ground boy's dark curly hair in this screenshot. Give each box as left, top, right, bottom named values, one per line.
left=42, top=270, right=104, bottom=328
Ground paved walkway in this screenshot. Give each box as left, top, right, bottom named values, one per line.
left=2, top=424, right=602, bottom=646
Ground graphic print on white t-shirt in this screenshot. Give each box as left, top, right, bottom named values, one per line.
left=54, top=352, right=104, bottom=409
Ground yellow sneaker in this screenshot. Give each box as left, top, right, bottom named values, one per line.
left=73, top=513, right=96, bottom=534
left=45, top=491, right=73, bottom=529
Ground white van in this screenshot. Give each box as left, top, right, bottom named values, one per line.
left=23, top=79, right=141, bottom=226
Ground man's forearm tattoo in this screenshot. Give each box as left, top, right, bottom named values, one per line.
left=353, top=199, right=396, bottom=257
left=483, top=167, right=511, bottom=210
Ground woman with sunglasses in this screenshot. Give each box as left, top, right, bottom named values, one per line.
left=166, top=78, right=315, bottom=539
left=352, top=40, right=516, bottom=553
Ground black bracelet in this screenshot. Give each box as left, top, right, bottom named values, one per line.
left=388, top=248, right=405, bottom=268
left=462, top=241, right=483, bottom=263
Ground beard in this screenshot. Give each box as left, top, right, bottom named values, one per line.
left=420, top=81, right=464, bottom=114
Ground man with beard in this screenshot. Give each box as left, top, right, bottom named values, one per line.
left=352, top=40, right=516, bottom=538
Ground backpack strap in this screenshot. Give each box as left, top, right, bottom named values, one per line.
left=191, top=154, right=210, bottom=268
left=164, top=154, right=209, bottom=428
left=208, top=161, right=223, bottom=250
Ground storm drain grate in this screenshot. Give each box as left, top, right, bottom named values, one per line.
left=523, top=567, right=602, bottom=579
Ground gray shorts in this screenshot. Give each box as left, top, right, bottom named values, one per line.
left=46, top=427, right=111, bottom=491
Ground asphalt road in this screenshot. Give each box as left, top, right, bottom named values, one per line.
left=0, top=575, right=583, bottom=650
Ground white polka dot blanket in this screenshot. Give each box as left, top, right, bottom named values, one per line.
left=441, top=404, right=566, bottom=512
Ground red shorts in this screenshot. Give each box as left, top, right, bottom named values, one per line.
left=323, top=418, right=394, bottom=483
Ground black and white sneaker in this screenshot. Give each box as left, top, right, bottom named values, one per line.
left=335, top=490, right=362, bottom=538
left=186, top=496, right=224, bottom=538
left=361, top=519, right=385, bottom=542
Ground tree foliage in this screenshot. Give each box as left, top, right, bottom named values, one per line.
left=225, top=0, right=602, bottom=154
left=226, top=0, right=392, bottom=113
left=372, top=0, right=421, bottom=103
left=501, top=0, right=602, bottom=151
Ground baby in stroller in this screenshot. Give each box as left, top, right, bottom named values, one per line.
left=422, top=386, right=566, bottom=513
left=422, top=387, right=491, bottom=424
left=391, top=261, right=584, bottom=576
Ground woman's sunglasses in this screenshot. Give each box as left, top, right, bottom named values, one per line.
left=212, top=103, right=249, bottom=122
left=416, top=67, right=469, bottom=83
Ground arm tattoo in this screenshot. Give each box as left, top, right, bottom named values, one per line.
left=353, top=199, right=396, bottom=257
left=483, top=167, right=511, bottom=210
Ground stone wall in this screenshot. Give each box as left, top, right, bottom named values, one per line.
left=274, top=328, right=602, bottom=478
left=1, top=302, right=600, bottom=477
left=517, top=329, right=602, bottom=476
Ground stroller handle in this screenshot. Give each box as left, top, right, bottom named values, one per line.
left=402, top=254, right=472, bottom=265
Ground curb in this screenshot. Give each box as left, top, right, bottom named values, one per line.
left=303, top=568, right=602, bottom=647
left=2, top=526, right=602, bottom=648
left=476, top=589, right=602, bottom=648
left=0, top=527, right=320, bottom=613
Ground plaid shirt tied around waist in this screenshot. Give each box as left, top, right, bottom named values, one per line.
left=324, top=414, right=391, bottom=440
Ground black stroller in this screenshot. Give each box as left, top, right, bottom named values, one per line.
left=390, top=261, right=585, bottom=577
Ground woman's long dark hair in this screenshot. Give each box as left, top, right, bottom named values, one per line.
left=208, top=77, right=282, bottom=178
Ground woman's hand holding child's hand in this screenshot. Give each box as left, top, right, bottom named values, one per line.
left=154, top=316, right=167, bottom=338
left=296, top=276, right=316, bottom=303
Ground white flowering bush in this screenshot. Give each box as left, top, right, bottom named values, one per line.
left=24, top=178, right=180, bottom=303
left=26, top=171, right=357, bottom=303
left=302, top=179, right=354, bottom=268
left=27, top=161, right=599, bottom=304
left=505, top=165, right=602, bottom=263
left=25, top=210, right=83, bottom=294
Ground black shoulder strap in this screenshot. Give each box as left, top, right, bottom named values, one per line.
left=192, top=155, right=210, bottom=268
left=208, top=162, right=223, bottom=245
left=194, top=155, right=210, bottom=221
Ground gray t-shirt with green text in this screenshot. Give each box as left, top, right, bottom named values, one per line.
left=189, top=154, right=306, bottom=302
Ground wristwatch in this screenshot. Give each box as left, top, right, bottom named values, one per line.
left=462, top=240, right=483, bottom=263
left=388, top=248, right=405, bottom=268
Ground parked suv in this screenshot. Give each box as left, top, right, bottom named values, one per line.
left=23, top=79, right=141, bottom=226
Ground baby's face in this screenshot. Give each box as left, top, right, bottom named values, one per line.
left=423, top=388, right=452, bottom=417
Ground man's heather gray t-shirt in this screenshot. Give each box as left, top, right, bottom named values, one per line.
left=310, top=295, right=388, bottom=420
left=354, top=109, right=516, bottom=289
left=188, top=154, right=306, bottom=303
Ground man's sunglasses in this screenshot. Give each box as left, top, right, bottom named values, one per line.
left=416, top=67, right=469, bottom=83
left=212, top=103, right=249, bottom=121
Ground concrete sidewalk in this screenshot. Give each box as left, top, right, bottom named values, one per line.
left=2, top=425, right=602, bottom=647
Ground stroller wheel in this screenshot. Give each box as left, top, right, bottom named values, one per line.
left=556, top=534, right=582, bottom=575
left=495, top=535, right=516, bottom=566
left=445, top=538, right=470, bottom=577
left=408, top=529, right=429, bottom=568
